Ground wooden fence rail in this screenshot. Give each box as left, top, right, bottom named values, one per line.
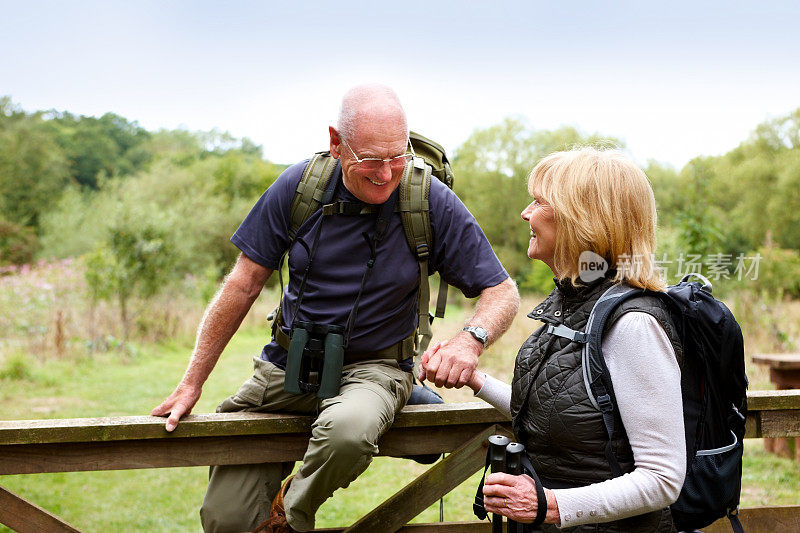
left=1, top=390, right=799, bottom=532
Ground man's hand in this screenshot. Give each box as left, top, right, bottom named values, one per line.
left=419, top=331, right=482, bottom=388
left=419, top=278, right=519, bottom=389
left=151, top=382, right=202, bottom=432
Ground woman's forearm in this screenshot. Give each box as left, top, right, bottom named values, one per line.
left=473, top=372, right=512, bottom=419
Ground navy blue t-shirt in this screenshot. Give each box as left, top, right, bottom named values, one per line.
left=231, top=159, right=508, bottom=368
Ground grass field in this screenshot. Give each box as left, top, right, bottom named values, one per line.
left=1, top=293, right=799, bottom=532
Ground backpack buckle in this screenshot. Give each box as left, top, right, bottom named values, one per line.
left=416, top=243, right=429, bottom=260
left=597, top=393, right=613, bottom=413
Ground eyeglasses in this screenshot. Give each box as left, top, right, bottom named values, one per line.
left=340, top=138, right=415, bottom=171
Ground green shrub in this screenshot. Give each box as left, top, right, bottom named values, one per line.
left=747, top=246, right=800, bottom=299
left=84, top=215, right=179, bottom=339
left=519, top=261, right=555, bottom=294
left=0, top=217, right=38, bottom=266
left=0, top=352, right=32, bottom=380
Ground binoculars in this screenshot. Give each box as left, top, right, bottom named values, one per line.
left=488, top=435, right=532, bottom=533
left=284, top=321, right=345, bottom=399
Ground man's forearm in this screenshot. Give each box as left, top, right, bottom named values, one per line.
left=466, top=277, right=519, bottom=347
left=181, top=261, right=272, bottom=390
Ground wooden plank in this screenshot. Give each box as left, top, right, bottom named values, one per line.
left=316, top=523, right=491, bottom=532
left=321, top=507, right=800, bottom=533
left=0, top=434, right=309, bottom=475
left=377, top=424, right=511, bottom=458
left=0, top=484, right=82, bottom=533
left=702, top=505, right=800, bottom=533
left=0, top=403, right=506, bottom=446
left=0, top=423, right=511, bottom=475
left=770, top=368, right=800, bottom=389
left=758, top=410, right=800, bottom=438
left=393, top=403, right=507, bottom=427
left=316, top=522, right=491, bottom=532
left=746, top=408, right=800, bottom=439
left=747, top=389, right=800, bottom=410
left=2, top=392, right=798, bottom=446
left=752, top=353, right=800, bottom=369
left=396, top=524, right=490, bottom=533
left=324, top=507, right=800, bottom=533
left=0, top=412, right=313, bottom=445
left=346, top=425, right=499, bottom=533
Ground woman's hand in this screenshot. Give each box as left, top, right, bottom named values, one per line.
left=483, top=473, right=559, bottom=524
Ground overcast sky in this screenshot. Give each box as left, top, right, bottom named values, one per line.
left=2, top=1, right=799, bottom=169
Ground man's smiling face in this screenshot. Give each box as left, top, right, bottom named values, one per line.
left=330, top=105, right=408, bottom=205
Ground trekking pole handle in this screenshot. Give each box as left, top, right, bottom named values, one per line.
left=488, top=435, right=510, bottom=533
left=505, top=442, right=525, bottom=533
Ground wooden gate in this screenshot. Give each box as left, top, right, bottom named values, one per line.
left=1, top=392, right=799, bottom=532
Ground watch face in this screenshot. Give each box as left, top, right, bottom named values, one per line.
left=465, top=326, right=488, bottom=345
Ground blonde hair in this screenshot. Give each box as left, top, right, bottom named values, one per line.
left=528, top=147, right=666, bottom=291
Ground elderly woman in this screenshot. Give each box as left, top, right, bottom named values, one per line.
left=421, top=148, right=685, bottom=532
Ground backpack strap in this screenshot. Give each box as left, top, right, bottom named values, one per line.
left=398, top=156, right=447, bottom=359
left=727, top=508, right=745, bottom=533
left=581, top=284, right=642, bottom=477
left=407, top=132, right=452, bottom=323
left=271, top=155, right=336, bottom=348
left=582, top=284, right=681, bottom=478
left=288, top=152, right=338, bottom=240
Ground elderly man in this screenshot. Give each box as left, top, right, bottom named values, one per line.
left=152, top=84, right=519, bottom=533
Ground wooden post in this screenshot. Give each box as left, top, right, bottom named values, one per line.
left=0, top=484, right=82, bottom=533
left=345, top=425, right=507, bottom=533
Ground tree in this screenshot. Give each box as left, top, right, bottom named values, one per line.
left=674, top=158, right=725, bottom=258
left=453, top=117, right=623, bottom=281
left=646, top=161, right=683, bottom=226
left=0, top=102, right=71, bottom=230
left=0, top=217, right=38, bottom=266
left=49, top=111, right=151, bottom=189
left=85, top=218, right=178, bottom=339
left=698, top=107, right=800, bottom=253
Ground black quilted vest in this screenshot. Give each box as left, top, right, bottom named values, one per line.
left=510, top=276, right=683, bottom=533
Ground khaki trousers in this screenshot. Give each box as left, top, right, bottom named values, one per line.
left=200, top=356, right=413, bottom=532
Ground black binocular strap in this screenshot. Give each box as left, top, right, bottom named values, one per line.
left=474, top=448, right=548, bottom=529
left=279, top=169, right=400, bottom=351
left=342, top=191, right=398, bottom=347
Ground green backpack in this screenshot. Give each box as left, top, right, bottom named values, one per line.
left=284, top=131, right=454, bottom=358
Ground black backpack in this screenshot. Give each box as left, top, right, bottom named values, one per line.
left=584, top=274, right=748, bottom=532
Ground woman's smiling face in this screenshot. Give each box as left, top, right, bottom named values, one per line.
left=521, top=192, right=557, bottom=273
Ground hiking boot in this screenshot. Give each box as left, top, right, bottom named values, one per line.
left=253, top=475, right=295, bottom=533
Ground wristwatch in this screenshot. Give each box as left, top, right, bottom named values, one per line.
left=462, top=326, right=489, bottom=348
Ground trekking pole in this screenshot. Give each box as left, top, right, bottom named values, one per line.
left=505, top=442, right=525, bottom=533
left=488, top=435, right=510, bottom=533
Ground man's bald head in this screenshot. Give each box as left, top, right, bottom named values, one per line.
left=336, top=84, right=408, bottom=142
left=329, top=84, right=410, bottom=204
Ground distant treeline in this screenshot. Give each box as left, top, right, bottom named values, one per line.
left=453, top=112, right=800, bottom=298
left=1, top=97, right=799, bottom=300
